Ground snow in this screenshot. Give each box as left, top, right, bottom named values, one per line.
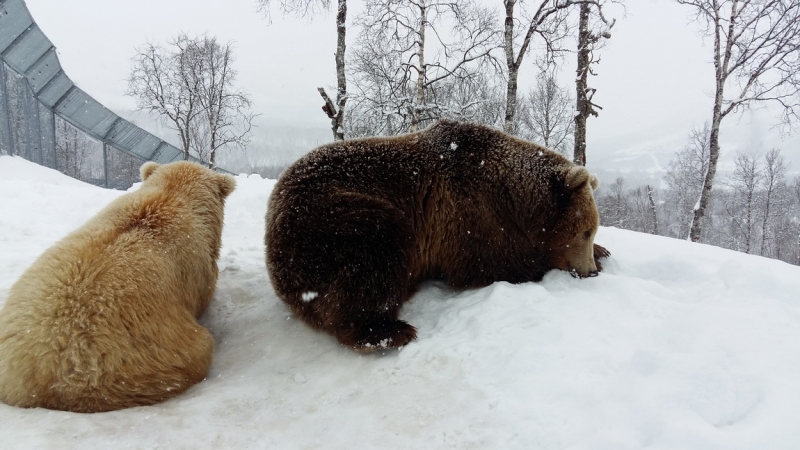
left=301, top=291, right=319, bottom=302
left=2, top=154, right=800, bottom=449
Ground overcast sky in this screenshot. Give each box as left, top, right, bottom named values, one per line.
left=22, top=0, right=800, bottom=180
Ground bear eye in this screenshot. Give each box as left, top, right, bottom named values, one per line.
left=583, top=230, right=592, bottom=240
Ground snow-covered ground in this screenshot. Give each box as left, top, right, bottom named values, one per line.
left=2, top=155, right=800, bottom=449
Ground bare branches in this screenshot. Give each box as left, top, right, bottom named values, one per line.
left=127, top=34, right=256, bottom=167
left=664, top=123, right=712, bottom=239
left=573, top=0, right=616, bottom=165
left=518, top=68, right=574, bottom=155
left=680, top=0, right=800, bottom=242
left=257, top=0, right=347, bottom=140
left=348, top=0, right=501, bottom=134
left=257, top=0, right=332, bottom=21
left=502, top=0, right=617, bottom=135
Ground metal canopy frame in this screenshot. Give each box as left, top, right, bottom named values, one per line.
left=0, top=0, right=231, bottom=173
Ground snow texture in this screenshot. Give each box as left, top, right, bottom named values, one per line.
left=2, top=155, right=800, bottom=449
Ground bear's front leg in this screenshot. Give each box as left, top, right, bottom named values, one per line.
left=593, top=243, right=611, bottom=271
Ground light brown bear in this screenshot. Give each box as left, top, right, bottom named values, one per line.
left=0, top=161, right=235, bottom=413
left=266, top=120, right=608, bottom=352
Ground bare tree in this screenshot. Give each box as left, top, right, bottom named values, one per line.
left=678, top=0, right=800, bottom=242
left=127, top=37, right=201, bottom=160
left=573, top=1, right=614, bottom=166
left=191, top=36, right=256, bottom=169
left=795, top=176, right=800, bottom=264
left=664, top=124, right=712, bottom=239
left=502, top=0, right=571, bottom=134
left=759, top=148, right=787, bottom=256
left=349, top=0, right=500, bottom=134
left=501, top=0, right=616, bottom=137
left=128, top=34, right=254, bottom=167
left=258, top=0, right=349, bottom=141
left=727, top=151, right=763, bottom=253
left=646, top=185, right=659, bottom=235
left=519, top=67, right=574, bottom=155
left=597, top=176, right=629, bottom=228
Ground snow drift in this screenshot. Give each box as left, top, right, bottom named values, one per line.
left=1, top=155, right=800, bottom=449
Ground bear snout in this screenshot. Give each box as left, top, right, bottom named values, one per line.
left=568, top=267, right=599, bottom=278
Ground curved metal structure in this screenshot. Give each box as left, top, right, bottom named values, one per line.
left=0, top=0, right=229, bottom=171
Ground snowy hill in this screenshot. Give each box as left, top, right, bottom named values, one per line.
left=2, top=155, right=800, bottom=449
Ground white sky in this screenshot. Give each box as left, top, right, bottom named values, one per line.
left=21, top=0, right=800, bottom=178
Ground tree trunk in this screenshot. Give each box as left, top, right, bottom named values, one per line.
left=319, top=0, right=348, bottom=141
left=647, top=185, right=658, bottom=235
left=333, top=0, right=347, bottom=140
left=688, top=1, right=737, bottom=243
left=688, top=117, right=720, bottom=242
left=745, top=188, right=753, bottom=253
left=179, top=120, right=191, bottom=161
left=573, top=3, right=590, bottom=167
left=504, top=73, right=518, bottom=134
left=503, top=0, right=517, bottom=134
left=411, top=0, right=427, bottom=132
left=760, top=192, right=771, bottom=256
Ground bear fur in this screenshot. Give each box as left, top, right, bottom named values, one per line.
left=0, top=161, right=235, bottom=413
left=265, top=120, right=608, bottom=352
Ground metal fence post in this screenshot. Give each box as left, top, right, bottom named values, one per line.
left=0, top=62, right=14, bottom=156
left=33, top=96, right=43, bottom=164
left=103, top=142, right=109, bottom=188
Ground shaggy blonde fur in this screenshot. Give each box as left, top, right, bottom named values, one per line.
left=0, top=161, right=235, bottom=413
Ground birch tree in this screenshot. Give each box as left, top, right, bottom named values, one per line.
left=127, top=34, right=255, bottom=166
left=759, top=148, right=787, bottom=256
left=127, top=38, right=201, bottom=160
left=597, top=177, right=630, bottom=228
left=678, top=0, right=800, bottom=242
left=573, top=1, right=614, bottom=166
left=518, top=68, right=574, bottom=155
left=726, top=151, right=762, bottom=253
left=258, top=0, right=349, bottom=141
left=501, top=0, right=616, bottom=136
left=663, top=124, right=711, bottom=239
left=349, top=0, right=500, bottom=134
left=190, top=36, right=255, bottom=169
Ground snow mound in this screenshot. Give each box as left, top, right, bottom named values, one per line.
left=1, top=156, right=800, bottom=449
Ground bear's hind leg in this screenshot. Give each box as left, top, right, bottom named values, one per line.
left=332, top=318, right=417, bottom=352
left=303, top=191, right=418, bottom=352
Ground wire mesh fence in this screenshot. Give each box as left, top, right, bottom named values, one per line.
left=0, top=0, right=230, bottom=189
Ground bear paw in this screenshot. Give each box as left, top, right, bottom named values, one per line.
left=337, top=320, right=418, bottom=353
left=593, top=243, right=611, bottom=272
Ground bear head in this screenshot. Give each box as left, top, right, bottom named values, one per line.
left=140, top=161, right=236, bottom=200
left=546, top=165, right=600, bottom=278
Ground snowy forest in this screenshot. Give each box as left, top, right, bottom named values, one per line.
left=2, top=0, right=800, bottom=266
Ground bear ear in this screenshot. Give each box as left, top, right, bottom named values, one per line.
left=589, top=174, right=599, bottom=190
left=564, top=166, right=591, bottom=191
left=217, top=173, right=236, bottom=199
left=140, top=162, right=159, bottom=181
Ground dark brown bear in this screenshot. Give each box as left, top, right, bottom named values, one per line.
left=266, top=120, right=608, bottom=352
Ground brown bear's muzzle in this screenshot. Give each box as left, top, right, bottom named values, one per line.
left=568, top=267, right=599, bottom=278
